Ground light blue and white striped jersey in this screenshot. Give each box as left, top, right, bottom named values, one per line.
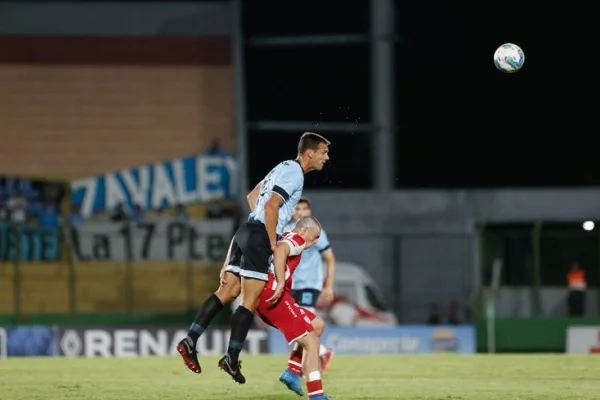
left=249, top=160, right=304, bottom=235
left=283, top=220, right=331, bottom=291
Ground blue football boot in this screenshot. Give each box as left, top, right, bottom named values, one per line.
left=279, top=368, right=304, bottom=396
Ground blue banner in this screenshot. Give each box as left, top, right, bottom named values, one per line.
left=0, top=326, right=59, bottom=357
left=267, top=325, right=476, bottom=355
left=0, top=222, right=61, bottom=261
left=70, top=154, right=237, bottom=217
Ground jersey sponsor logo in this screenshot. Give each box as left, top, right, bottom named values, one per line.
left=284, top=300, right=297, bottom=318
left=301, top=292, right=314, bottom=306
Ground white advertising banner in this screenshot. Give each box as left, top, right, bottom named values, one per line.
left=566, top=326, right=600, bottom=354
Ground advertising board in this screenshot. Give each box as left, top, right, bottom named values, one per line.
left=268, top=325, right=476, bottom=355
left=0, top=326, right=59, bottom=357
left=566, top=326, right=600, bottom=354
left=57, top=326, right=269, bottom=358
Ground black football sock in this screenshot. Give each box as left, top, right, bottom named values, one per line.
left=226, top=305, right=254, bottom=364
left=187, top=294, right=224, bottom=342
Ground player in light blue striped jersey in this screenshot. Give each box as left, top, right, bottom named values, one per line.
left=282, top=197, right=337, bottom=373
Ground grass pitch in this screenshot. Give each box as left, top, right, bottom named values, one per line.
left=1, top=354, right=599, bottom=399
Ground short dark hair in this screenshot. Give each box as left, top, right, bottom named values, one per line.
left=298, top=197, right=311, bottom=207
left=297, top=132, right=330, bottom=154
left=295, top=215, right=321, bottom=231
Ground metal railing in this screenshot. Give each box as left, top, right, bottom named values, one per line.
left=479, top=221, right=600, bottom=317
left=3, top=219, right=594, bottom=319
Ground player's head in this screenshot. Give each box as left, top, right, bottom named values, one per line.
left=293, top=215, right=321, bottom=248
left=297, top=132, right=330, bottom=172
left=293, top=197, right=312, bottom=221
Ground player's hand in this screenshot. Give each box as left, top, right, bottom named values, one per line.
left=270, top=239, right=277, bottom=253
left=266, top=281, right=285, bottom=305
left=320, top=287, right=335, bottom=306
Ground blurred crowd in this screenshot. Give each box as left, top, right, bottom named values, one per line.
left=0, top=188, right=62, bottom=228
left=0, top=140, right=238, bottom=229
left=427, top=301, right=472, bottom=325
left=0, top=187, right=242, bottom=229
left=76, top=201, right=242, bottom=226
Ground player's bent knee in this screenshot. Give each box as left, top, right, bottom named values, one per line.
left=297, top=331, right=319, bottom=351
left=311, top=315, right=326, bottom=336
left=215, top=273, right=241, bottom=303
left=215, top=286, right=239, bottom=304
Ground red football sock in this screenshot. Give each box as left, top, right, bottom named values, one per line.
left=306, top=371, right=324, bottom=398
left=287, top=344, right=303, bottom=375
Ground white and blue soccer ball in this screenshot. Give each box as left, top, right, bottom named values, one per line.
left=493, top=43, right=525, bottom=73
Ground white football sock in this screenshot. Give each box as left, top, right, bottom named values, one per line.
left=319, top=344, right=328, bottom=356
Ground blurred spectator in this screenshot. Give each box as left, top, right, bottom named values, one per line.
left=428, top=301, right=466, bottom=325
left=131, top=204, right=145, bottom=223
left=203, top=138, right=231, bottom=157
left=463, top=305, right=472, bottom=323
left=206, top=201, right=224, bottom=219
left=427, top=303, right=442, bottom=325
left=111, top=203, right=127, bottom=221
left=7, top=189, right=28, bottom=224
left=0, top=198, right=7, bottom=220
left=445, top=301, right=462, bottom=325
left=567, top=262, right=586, bottom=317
left=156, top=204, right=168, bottom=216
left=66, top=204, right=84, bottom=226
left=174, top=204, right=189, bottom=220
left=93, top=206, right=109, bottom=221
left=38, top=200, right=60, bottom=228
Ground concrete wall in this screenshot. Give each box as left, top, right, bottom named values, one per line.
left=303, top=189, right=600, bottom=322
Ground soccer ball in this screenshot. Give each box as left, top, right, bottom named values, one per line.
left=493, top=43, right=525, bottom=73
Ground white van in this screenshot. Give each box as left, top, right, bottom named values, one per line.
left=232, top=261, right=398, bottom=326
left=325, top=261, right=398, bottom=326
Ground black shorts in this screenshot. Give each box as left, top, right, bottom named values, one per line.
left=290, top=289, right=321, bottom=309
left=224, top=221, right=272, bottom=281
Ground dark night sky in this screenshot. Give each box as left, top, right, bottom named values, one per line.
left=243, top=0, right=597, bottom=189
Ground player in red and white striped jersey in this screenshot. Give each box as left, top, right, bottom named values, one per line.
left=256, top=216, right=330, bottom=400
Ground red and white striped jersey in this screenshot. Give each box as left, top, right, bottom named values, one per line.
left=267, top=232, right=306, bottom=291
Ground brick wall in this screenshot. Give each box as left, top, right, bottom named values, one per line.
left=0, top=65, right=233, bottom=178
left=0, top=36, right=233, bottom=179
